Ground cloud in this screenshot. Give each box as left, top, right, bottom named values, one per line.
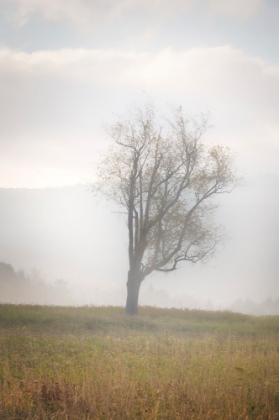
left=1, top=45, right=278, bottom=120
left=0, top=44, right=279, bottom=187
left=208, top=0, right=264, bottom=19
left=0, top=0, right=263, bottom=27
left=1, top=0, right=192, bottom=27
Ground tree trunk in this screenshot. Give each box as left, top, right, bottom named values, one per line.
left=126, top=270, right=141, bottom=315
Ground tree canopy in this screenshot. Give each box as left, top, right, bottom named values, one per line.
left=97, top=104, right=239, bottom=314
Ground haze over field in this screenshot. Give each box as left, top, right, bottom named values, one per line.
left=1, top=174, right=279, bottom=313
left=0, top=0, right=279, bottom=312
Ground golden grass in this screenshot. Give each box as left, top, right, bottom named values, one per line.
left=0, top=305, right=279, bottom=419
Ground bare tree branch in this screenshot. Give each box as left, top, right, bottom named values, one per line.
left=95, top=103, right=239, bottom=314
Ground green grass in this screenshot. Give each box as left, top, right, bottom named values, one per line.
left=0, top=304, right=277, bottom=336
left=0, top=304, right=279, bottom=419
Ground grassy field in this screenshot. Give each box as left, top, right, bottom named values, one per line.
left=0, top=304, right=279, bottom=419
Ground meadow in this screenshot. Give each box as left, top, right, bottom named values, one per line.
left=0, top=304, right=279, bottom=419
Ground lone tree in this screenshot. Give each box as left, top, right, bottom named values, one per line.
left=97, top=105, right=238, bottom=315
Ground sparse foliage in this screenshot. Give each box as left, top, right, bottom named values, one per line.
left=97, top=104, right=239, bottom=314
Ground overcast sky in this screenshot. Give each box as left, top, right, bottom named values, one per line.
left=1, top=1, right=279, bottom=311
left=0, top=0, right=279, bottom=188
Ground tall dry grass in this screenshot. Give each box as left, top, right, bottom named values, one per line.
left=0, top=304, right=279, bottom=419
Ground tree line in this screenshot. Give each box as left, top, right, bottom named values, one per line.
left=0, top=262, right=70, bottom=305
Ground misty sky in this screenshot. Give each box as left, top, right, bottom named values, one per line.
left=1, top=0, right=279, bottom=311
left=0, top=0, right=279, bottom=188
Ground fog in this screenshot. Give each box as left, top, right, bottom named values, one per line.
left=0, top=0, right=279, bottom=315
left=1, top=174, right=279, bottom=314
